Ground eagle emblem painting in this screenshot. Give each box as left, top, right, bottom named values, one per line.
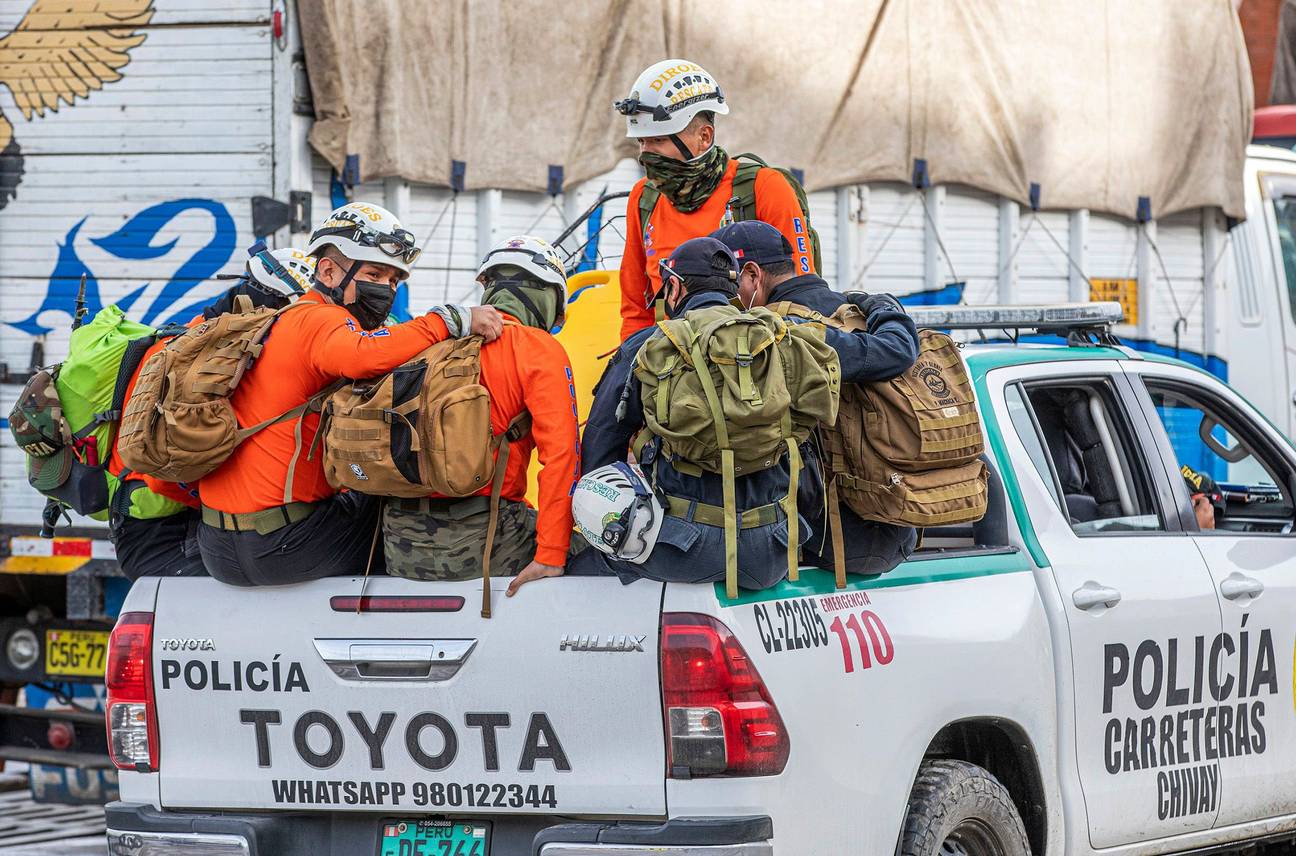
left=0, top=0, right=154, bottom=209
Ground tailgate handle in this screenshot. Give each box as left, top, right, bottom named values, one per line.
left=313, top=638, right=477, bottom=681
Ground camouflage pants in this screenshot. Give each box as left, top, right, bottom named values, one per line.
left=383, top=498, right=537, bottom=581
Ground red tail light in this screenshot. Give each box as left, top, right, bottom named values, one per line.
left=660, top=613, right=789, bottom=777
left=105, top=611, right=158, bottom=771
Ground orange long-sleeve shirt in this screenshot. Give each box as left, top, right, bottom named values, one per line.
left=433, top=317, right=579, bottom=567
left=619, top=160, right=815, bottom=340
left=200, top=291, right=451, bottom=514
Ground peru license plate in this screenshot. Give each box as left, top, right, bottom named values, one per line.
left=378, top=819, right=489, bottom=856
left=44, top=629, right=109, bottom=677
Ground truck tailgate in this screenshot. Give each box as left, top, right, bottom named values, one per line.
left=151, top=576, right=666, bottom=815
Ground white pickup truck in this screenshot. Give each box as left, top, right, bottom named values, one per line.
left=102, top=305, right=1296, bottom=856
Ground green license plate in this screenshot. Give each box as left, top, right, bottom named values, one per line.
left=378, top=819, right=489, bottom=856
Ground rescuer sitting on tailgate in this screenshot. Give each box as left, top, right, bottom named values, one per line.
left=574, top=237, right=842, bottom=591
left=614, top=59, right=819, bottom=341
left=383, top=236, right=580, bottom=598
left=108, top=246, right=317, bottom=580
left=712, top=219, right=921, bottom=574
left=197, top=202, right=503, bottom=586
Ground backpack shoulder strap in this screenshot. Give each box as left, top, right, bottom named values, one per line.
left=729, top=154, right=766, bottom=223
left=637, top=181, right=660, bottom=239
left=479, top=408, right=533, bottom=619
left=766, top=301, right=823, bottom=323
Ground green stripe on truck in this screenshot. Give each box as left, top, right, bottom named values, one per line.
left=714, top=550, right=1034, bottom=607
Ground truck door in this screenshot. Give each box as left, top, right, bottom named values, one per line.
left=1125, top=361, right=1296, bottom=829
left=998, top=363, right=1223, bottom=849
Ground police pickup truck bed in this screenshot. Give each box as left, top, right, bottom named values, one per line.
left=104, top=330, right=1296, bottom=856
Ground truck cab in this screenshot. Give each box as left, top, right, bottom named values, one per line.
left=1228, top=143, right=1296, bottom=438
left=103, top=305, right=1296, bottom=856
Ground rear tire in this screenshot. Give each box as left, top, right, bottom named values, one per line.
left=898, top=759, right=1031, bottom=856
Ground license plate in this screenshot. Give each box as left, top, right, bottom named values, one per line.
left=379, top=819, right=489, bottom=856
left=45, top=629, right=109, bottom=677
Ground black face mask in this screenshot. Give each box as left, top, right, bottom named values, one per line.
left=347, top=279, right=396, bottom=330
left=316, top=260, right=396, bottom=330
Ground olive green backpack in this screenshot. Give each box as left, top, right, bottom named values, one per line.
left=639, top=152, right=823, bottom=274
left=633, top=304, right=840, bottom=596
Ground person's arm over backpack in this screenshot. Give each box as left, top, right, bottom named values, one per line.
left=619, top=182, right=655, bottom=341
left=520, top=333, right=582, bottom=566
left=846, top=294, right=921, bottom=381
left=302, top=302, right=452, bottom=380
left=820, top=303, right=920, bottom=383
left=753, top=167, right=816, bottom=276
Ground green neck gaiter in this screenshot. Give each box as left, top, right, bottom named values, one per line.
left=640, top=144, right=729, bottom=213
left=483, top=280, right=559, bottom=332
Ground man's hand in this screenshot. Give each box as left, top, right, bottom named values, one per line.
left=1191, top=494, right=1216, bottom=530
left=506, top=560, right=564, bottom=597
left=470, top=305, right=505, bottom=342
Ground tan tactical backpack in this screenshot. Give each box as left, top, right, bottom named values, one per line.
left=118, top=298, right=327, bottom=485
left=322, top=332, right=531, bottom=617
left=769, top=301, right=988, bottom=584
left=633, top=304, right=840, bottom=597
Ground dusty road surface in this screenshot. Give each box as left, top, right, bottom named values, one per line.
left=0, top=770, right=105, bottom=855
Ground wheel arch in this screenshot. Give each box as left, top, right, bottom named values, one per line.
left=922, top=717, right=1047, bottom=856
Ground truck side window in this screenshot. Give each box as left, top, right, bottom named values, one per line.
left=1144, top=380, right=1296, bottom=534
left=1272, top=196, right=1296, bottom=326
left=1011, top=379, right=1165, bottom=534
left=1004, top=384, right=1066, bottom=515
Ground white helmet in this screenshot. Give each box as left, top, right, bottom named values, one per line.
left=476, top=235, right=569, bottom=327
left=305, top=202, right=421, bottom=280
left=246, top=247, right=314, bottom=300
left=572, top=462, right=664, bottom=565
left=614, top=59, right=728, bottom=139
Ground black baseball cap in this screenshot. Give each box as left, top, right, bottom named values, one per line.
left=657, top=237, right=739, bottom=296
left=711, top=220, right=794, bottom=267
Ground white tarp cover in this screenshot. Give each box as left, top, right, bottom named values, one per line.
left=299, top=0, right=1253, bottom=220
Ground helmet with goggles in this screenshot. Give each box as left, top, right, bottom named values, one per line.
left=476, top=235, right=569, bottom=328
left=572, top=462, right=664, bottom=565
left=305, top=202, right=421, bottom=279
left=614, top=59, right=728, bottom=140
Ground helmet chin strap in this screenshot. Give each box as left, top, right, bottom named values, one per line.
left=668, top=134, right=695, bottom=161
left=314, top=257, right=362, bottom=303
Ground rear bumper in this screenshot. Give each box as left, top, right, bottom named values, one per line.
left=106, top=803, right=773, bottom=855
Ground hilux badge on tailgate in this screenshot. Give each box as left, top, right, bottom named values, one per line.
left=559, top=634, right=647, bottom=653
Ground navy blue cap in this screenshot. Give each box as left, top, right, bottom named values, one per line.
left=711, top=220, right=793, bottom=267
left=661, top=236, right=739, bottom=281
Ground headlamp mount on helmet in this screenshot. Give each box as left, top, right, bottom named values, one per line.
left=597, top=462, right=657, bottom=559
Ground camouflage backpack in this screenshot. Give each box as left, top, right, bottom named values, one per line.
left=633, top=303, right=840, bottom=597
left=8, top=305, right=190, bottom=521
